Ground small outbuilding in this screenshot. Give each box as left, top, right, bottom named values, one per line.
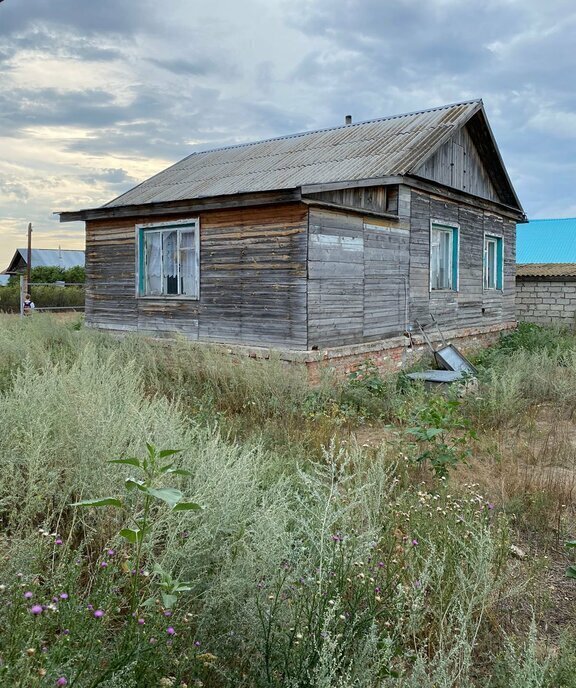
left=516, top=218, right=576, bottom=327
left=60, top=100, right=525, bottom=376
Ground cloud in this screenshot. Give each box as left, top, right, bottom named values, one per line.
left=149, top=57, right=232, bottom=78
left=0, top=0, right=575, bottom=269
left=0, top=0, right=156, bottom=37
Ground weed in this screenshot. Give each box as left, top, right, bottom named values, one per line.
left=405, top=396, right=476, bottom=478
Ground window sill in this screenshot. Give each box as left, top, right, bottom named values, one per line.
left=137, top=295, right=200, bottom=301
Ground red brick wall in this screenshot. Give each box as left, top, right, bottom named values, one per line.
left=305, top=324, right=511, bottom=384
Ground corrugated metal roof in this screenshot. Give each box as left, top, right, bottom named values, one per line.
left=104, top=100, right=483, bottom=208
left=2, top=249, right=85, bottom=274
left=517, top=218, right=576, bottom=263
left=517, top=263, right=576, bottom=278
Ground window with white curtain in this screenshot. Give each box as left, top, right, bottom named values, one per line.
left=137, top=220, right=199, bottom=298
left=430, top=222, right=459, bottom=291
left=483, top=234, right=503, bottom=290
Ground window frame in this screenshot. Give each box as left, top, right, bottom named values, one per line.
left=429, top=220, right=460, bottom=292
left=483, top=232, right=504, bottom=291
left=135, top=218, right=200, bottom=299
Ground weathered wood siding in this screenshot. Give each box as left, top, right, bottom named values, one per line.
left=307, top=186, right=411, bottom=348
left=308, top=185, right=398, bottom=214
left=85, top=203, right=308, bottom=347
left=409, top=189, right=516, bottom=330
left=415, top=125, right=500, bottom=203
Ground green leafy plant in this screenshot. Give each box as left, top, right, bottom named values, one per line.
left=72, top=442, right=203, bottom=616
left=405, top=396, right=477, bottom=478
left=347, top=359, right=388, bottom=396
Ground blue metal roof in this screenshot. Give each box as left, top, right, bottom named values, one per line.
left=2, top=248, right=85, bottom=274
left=517, top=218, right=576, bottom=263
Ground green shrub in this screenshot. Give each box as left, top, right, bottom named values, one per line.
left=0, top=285, right=84, bottom=313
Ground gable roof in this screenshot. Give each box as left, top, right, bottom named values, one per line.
left=2, top=248, right=85, bottom=274
left=517, top=218, right=576, bottom=263
left=61, top=99, right=523, bottom=220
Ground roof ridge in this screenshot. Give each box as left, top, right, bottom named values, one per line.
left=526, top=217, right=576, bottom=222
left=16, top=248, right=85, bottom=252
left=179, top=98, right=483, bottom=160
left=101, top=98, right=482, bottom=210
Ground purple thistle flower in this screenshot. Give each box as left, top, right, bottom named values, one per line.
left=63, top=629, right=70, bottom=635
left=137, top=618, right=145, bottom=625
left=487, top=503, right=495, bottom=510
left=100, top=561, right=108, bottom=568
left=163, top=610, right=172, bottom=617
left=377, top=561, right=385, bottom=568
left=52, top=596, right=59, bottom=603
left=93, top=609, right=104, bottom=619
left=412, top=539, right=419, bottom=546
left=30, top=604, right=43, bottom=615
left=107, top=549, right=116, bottom=557
left=24, top=591, right=33, bottom=599
left=55, top=538, right=63, bottom=546
left=194, top=640, right=201, bottom=647
left=60, top=593, right=69, bottom=600
left=56, top=678, right=68, bottom=686
left=87, top=604, right=94, bottom=611
left=166, top=626, right=175, bottom=636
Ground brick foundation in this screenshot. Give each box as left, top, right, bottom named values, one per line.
left=214, top=321, right=516, bottom=383
left=303, top=323, right=514, bottom=383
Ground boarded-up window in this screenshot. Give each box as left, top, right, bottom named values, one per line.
left=138, top=220, right=199, bottom=298
left=430, top=223, right=459, bottom=291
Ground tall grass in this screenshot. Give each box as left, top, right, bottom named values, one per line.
left=0, top=316, right=575, bottom=686
left=0, top=285, right=85, bottom=313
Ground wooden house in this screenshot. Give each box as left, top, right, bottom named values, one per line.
left=60, top=100, right=525, bottom=375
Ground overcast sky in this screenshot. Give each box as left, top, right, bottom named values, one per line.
left=1, top=0, right=575, bottom=270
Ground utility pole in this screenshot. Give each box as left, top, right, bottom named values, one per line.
left=26, top=222, right=32, bottom=294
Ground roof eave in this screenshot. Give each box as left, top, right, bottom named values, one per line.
left=59, top=187, right=304, bottom=223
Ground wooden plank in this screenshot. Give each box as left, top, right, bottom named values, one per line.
left=60, top=190, right=303, bottom=222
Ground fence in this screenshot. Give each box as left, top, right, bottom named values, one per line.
left=18, top=275, right=85, bottom=317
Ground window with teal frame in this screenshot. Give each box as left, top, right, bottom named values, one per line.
left=483, top=234, right=503, bottom=290
left=430, top=223, right=459, bottom=291
left=137, top=220, right=199, bottom=298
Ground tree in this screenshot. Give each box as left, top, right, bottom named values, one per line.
left=63, top=266, right=86, bottom=283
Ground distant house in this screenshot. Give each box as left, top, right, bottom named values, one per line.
left=517, top=218, right=576, bottom=326
left=2, top=248, right=85, bottom=275
left=60, top=99, right=525, bottom=375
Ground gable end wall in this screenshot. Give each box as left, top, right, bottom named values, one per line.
left=415, top=125, right=500, bottom=203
